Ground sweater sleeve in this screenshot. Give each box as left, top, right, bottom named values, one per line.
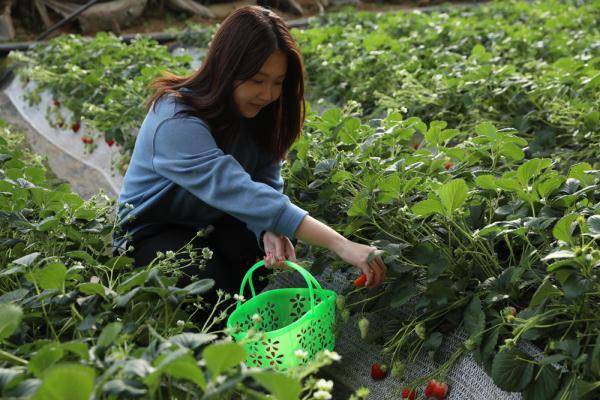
left=152, top=116, right=308, bottom=240
left=247, top=159, right=287, bottom=250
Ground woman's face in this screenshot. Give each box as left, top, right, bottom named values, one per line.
left=233, top=50, right=287, bottom=118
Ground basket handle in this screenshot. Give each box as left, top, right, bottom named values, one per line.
left=237, top=259, right=322, bottom=310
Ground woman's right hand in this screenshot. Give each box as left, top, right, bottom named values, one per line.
left=333, top=239, right=387, bottom=287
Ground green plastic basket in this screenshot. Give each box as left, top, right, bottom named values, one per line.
left=226, top=259, right=337, bottom=371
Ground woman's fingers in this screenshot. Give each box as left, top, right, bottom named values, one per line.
left=376, top=256, right=387, bottom=281
left=284, top=239, right=297, bottom=262
left=367, top=260, right=381, bottom=287
left=361, top=263, right=375, bottom=286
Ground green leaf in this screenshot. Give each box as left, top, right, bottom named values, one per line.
left=522, top=365, right=560, bottom=400
left=530, top=276, right=562, bottom=308
left=475, top=175, right=497, bottom=190
left=30, top=263, right=67, bottom=291
left=587, top=215, right=600, bottom=238
left=475, top=122, right=497, bottom=137
left=180, top=279, right=214, bottom=296
left=97, top=322, right=122, bottom=348
left=347, top=195, right=368, bottom=217
left=562, top=274, right=588, bottom=299
left=33, top=364, right=95, bottom=400
left=491, top=348, right=534, bottom=392
left=516, top=159, right=551, bottom=186
left=437, top=179, right=468, bottom=216
left=78, top=282, right=107, bottom=299
left=29, top=344, right=64, bottom=378
left=202, top=342, right=247, bottom=379
left=163, top=354, right=206, bottom=391
left=0, top=303, right=23, bottom=340
left=167, top=333, right=217, bottom=350
left=411, top=198, right=443, bottom=217
left=500, top=142, right=524, bottom=161
left=568, top=163, right=594, bottom=186
left=249, top=371, right=302, bottom=400
left=553, top=215, right=578, bottom=243
left=390, top=285, right=419, bottom=309
left=463, top=296, right=485, bottom=345
left=117, top=270, right=148, bottom=294
left=0, top=368, right=21, bottom=389
left=12, top=252, right=41, bottom=267
left=542, top=250, right=576, bottom=261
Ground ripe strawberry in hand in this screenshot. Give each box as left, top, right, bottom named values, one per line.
left=370, top=363, right=387, bottom=380
left=354, top=273, right=367, bottom=288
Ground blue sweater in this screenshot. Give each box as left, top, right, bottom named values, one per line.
left=114, top=91, right=308, bottom=251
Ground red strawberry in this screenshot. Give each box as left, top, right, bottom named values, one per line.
left=425, top=379, right=448, bottom=399
left=443, top=161, right=454, bottom=170
left=354, top=273, right=367, bottom=288
left=72, top=122, right=81, bottom=133
left=105, top=138, right=115, bottom=147
left=402, top=388, right=416, bottom=400
left=370, top=363, right=387, bottom=380
left=52, top=99, right=60, bottom=107
left=81, top=137, right=93, bottom=144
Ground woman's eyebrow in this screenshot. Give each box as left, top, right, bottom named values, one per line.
left=257, top=71, right=286, bottom=78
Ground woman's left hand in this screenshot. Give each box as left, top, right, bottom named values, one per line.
left=262, top=231, right=296, bottom=270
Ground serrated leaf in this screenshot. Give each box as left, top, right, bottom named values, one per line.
left=437, top=179, right=468, bottom=216
left=522, top=365, right=560, bottom=400
left=166, top=333, right=217, bottom=350
left=97, top=322, right=122, bottom=348
left=587, top=215, right=600, bottom=238
left=491, top=348, right=534, bottom=392
left=463, top=296, right=485, bottom=345
left=33, top=364, right=95, bottom=400
left=530, top=276, right=562, bottom=308
left=29, top=344, right=64, bottom=378
left=552, top=214, right=578, bottom=243
left=30, top=263, right=67, bottom=290
left=12, top=252, right=40, bottom=267
left=202, top=342, right=247, bottom=379
left=0, top=303, right=23, bottom=340
left=250, top=371, right=302, bottom=400
left=412, top=198, right=444, bottom=217
left=542, top=250, right=576, bottom=261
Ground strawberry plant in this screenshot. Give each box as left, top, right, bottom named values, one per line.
left=0, top=120, right=363, bottom=399
left=294, top=0, right=600, bottom=166
left=284, top=105, right=600, bottom=398
left=8, top=33, right=194, bottom=175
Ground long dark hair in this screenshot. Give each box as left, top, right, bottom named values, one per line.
left=146, top=6, right=306, bottom=161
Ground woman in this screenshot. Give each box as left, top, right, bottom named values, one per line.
left=115, top=5, right=387, bottom=304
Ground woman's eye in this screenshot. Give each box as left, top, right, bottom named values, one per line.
left=252, top=79, right=263, bottom=84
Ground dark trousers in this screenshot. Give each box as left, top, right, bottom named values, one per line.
left=130, top=214, right=270, bottom=326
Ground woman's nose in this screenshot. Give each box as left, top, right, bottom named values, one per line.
left=259, top=83, right=277, bottom=103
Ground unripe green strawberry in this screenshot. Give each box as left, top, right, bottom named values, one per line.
left=358, top=317, right=370, bottom=339
left=464, top=338, right=476, bottom=350
left=336, top=295, right=346, bottom=310
left=391, top=360, right=405, bottom=379
left=415, top=323, right=426, bottom=340
left=341, top=309, right=350, bottom=322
